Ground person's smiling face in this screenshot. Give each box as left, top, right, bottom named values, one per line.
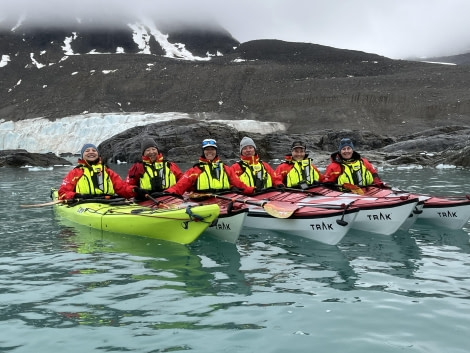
left=83, top=147, right=99, bottom=163
left=291, top=147, right=306, bottom=161
left=203, top=146, right=217, bottom=161
left=144, top=146, right=159, bottom=162
left=340, top=146, right=353, bottom=159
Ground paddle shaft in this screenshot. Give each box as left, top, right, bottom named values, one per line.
left=189, top=192, right=297, bottom=218
left=207, top=194, right=267, bottom=208
left=20, top=199, right=64, bottom=208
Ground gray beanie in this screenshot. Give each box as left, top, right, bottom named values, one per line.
left=338, top=138, right=354, bottom=151
left=239, top=136, right=256, bottom=154
left=80, top=143, right=98, bottom=159
left=141, top=138, right=158, bottom=155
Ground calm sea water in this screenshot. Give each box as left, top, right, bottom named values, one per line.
left=1, top=164, right=469, bottom=353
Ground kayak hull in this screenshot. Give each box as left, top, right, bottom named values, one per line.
left=243, top=205, right=359, bottom=245
left=253, top=189, right=419, bottom=236
left=138, top=195, right=247, bottom=243
left=361, top=187, right=470, bottom=230
left=203, top=208, right=248, bottom=243
left=52, top=191, right=219, bottom=245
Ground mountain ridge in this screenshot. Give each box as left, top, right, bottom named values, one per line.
left=1, top=18, right=470, bottom=137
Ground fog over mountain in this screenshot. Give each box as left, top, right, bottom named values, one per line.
left=3, top=0, right=470, bottom=59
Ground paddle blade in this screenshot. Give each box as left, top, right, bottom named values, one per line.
left=342, top=183, right=364, bottom=195
left=263, top=201, right=298, bottom=219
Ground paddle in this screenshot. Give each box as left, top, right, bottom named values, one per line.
left=20, top=199, right=65, bottom=208
left=144, top=193, right=176, bottom=209
left=189, top=192, right=298, bottom=219
left=284, top=182, right=365, bottom=195
left=342, top=183, right=364, bottom=195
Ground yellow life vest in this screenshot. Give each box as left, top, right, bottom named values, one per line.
left=337, top=159, right=374, bottom=187
left=139, top=161, right=177, bottom=191
left=237, top=161, right=273, bottom=189
left=285, top=159, right=320, bottom=187
left=195, top=162, right=231, bottom=191
left=75, top=163, right=115, bottom=195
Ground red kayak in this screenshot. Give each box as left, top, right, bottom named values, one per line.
left=249, top=188, right=420, bottom=236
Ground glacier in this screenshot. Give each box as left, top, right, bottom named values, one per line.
left=0, top=113, right=286, bottom=155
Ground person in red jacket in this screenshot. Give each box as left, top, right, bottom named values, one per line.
left=166, top=138, right=255, bottom=196
left=275, top=140, right=323, bottom=189
left=231, top=136, right=284, bottom=191
left=58, top=143, right=135, bottom=200
left=323, top=138, right=383, bottom=190
left=125, top=137, right=183, bottom=200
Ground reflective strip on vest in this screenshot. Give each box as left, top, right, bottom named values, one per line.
left=286, top=159, right=320, bottom=187
left=238, top=161, right=273, bottom=189
left=140, top=161, right=177, bottom=191
left=196, top=162, right=231, bottom=191
left=75, top=164, right=115, bottom=195
left=337, top=160, right=374, bottom=186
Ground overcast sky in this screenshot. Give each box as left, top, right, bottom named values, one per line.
left=3, top=0, right=470, bottom=59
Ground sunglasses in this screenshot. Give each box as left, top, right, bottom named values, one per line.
left=202, top=139, right=217, bottom=147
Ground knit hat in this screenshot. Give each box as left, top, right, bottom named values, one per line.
left=239, top=136, right=256, bottom=154
left=338, top=138, right=354, bottom=151
left=141, top=138, right=158, bottom=155
left=202, top=138, right=218, bottom=149
left=80, top=143, right=98, bottom=159
left=291, top=141, right=306, bottom=150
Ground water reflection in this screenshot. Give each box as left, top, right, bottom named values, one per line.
left=407, top=225, right=470, bottom=299
left=55, top=216, right=213, bottom=294
left=410, top=224, right=470, bottom=251
left=236, top=232, right=357, bottom=297
left=191, top=237, right=250, bottom=296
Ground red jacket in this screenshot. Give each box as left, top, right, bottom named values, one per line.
left=166, top=156, right=254, bottom=195
left=125, top=154, right=183, bottom=188
left=58, top=159, right=135, bottom=200
left=323, top=151, right=380, bottom=184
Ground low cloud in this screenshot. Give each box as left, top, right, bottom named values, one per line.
left=2, top=0, right=470, bottom=59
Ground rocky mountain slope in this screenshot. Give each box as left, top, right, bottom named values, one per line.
left=2, top=17, right=470, bottom=137
left=1, top=17, right=470, bottom=168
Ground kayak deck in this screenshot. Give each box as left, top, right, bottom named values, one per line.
left=52, top=191, right=219, bottom=244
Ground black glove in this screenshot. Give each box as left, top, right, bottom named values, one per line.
left=133, top=187, right=147, bottom=200
left=275, top=183, right=285, bottom=189
left=74, top=193, right=88, bottom=200
left=230, top=186, right=243, bottom=193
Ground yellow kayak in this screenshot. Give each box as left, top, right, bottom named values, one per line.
left=51, top=190, right=220, bottom=244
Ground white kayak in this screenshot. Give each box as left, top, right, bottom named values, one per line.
left=186, top=191, right=359, bottom=245
left=253, top=188, right=420, bottom=236
left=361, top=186, right=470, bottom=230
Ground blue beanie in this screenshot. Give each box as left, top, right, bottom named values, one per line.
left=80, top=143, right=98, bottom=158
left=338, top=138, right=354, bottom=151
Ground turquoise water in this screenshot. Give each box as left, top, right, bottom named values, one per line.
left=1, top=165, right=469, bottom=353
